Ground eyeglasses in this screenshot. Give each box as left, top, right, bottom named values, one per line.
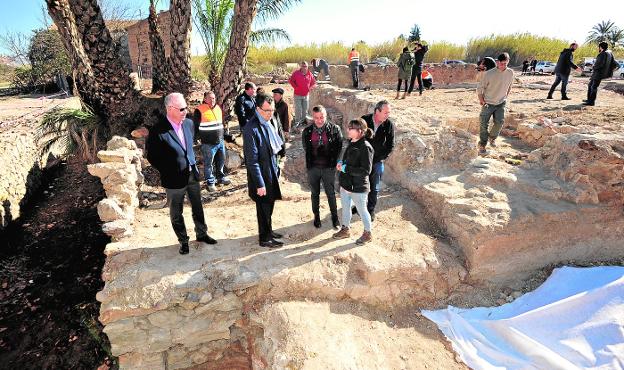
left=259, top=107, right=275, bottom=113
left=169, top=106, right=188, bottom=112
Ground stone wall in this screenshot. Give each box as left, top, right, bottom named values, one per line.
left=309, top=85, right=624, bottom=282
left=328, top=63, right=478, bottom=90
left=126, top=10, right=173, bottom=75
left=88, top=137, right=144, bottom=240
left=0, top=98, right=79, bottom=231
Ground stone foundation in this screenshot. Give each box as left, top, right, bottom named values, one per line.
left=310, top=85, right=624, bottom=282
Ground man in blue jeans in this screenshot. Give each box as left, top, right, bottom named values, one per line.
left=360, top=100, right=395, bottom=221
left=476, top=53, right=514, bottom=155
left=193, top=91, right=231, bottom=192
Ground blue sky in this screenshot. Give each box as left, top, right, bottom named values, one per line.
left=2, top=0, right=624, bottom=56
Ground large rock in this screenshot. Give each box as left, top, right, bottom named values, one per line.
left=97, top=198, right=128, bottom=222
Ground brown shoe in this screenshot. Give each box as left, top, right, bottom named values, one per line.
left=356, top=230, right=372, bottom=245
left=488, top=137, right=497, bottom=147
left=332, top=226, right=350, bottom=239
left=478, top=144, right=487, bottom=156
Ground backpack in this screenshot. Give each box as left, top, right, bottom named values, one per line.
left=608, top=54, right=619, bottom=78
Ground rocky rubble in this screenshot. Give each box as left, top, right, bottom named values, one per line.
left=88, top=136, right=144, bottom=239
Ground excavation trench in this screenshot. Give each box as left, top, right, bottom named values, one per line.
left=96, top=84, right=624, bottom=369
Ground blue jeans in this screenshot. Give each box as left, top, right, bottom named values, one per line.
left=548, top=72, right=569, bottom=96
left=368, top=161, right=384, bottom=214
left=201, top=140, right=226, bottom=185
left=340, top=187, right=372, bottom=232
left=293, top=95, right=309, bottom=125
left=479, top=101, right=506, bottom=146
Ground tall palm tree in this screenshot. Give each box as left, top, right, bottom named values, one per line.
left=168, top=0, right=193, bottom=96
left=148, top=0, right=170, bottom=93
left=586, top=20, right=616, bottom=44
left=194, top=0, right=300, bottom=120
left=607, top=28, right=624, bottom=50
left=46, top=0, right=140, bottom=134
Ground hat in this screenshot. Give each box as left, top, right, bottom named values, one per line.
left=272, top=87, right=285, bottom=95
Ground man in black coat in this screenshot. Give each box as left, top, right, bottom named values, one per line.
left=146, top=93, right=217, bottom=255
left=302, top=105, right=343, bottom=229
left=584, top=42, right=619, bottom=106
left=547, top=43, right=581, bottom=100
left=408, top=43, right=429, bottom=96
left=234, top=82, right=256, bottom=129
left=243, top=93, right=285, bottom=248
left=360, top=100, right=395, bottom=221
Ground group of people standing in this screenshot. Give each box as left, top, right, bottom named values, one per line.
left=396, top=43, right=430, bottom=99
left=146, top=74, right=395, bottom=253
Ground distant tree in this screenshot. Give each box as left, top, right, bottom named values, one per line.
left=408, top=24, right=421, bottom=42
left=607, top=28, right=624, bottom=50
left=586, top=20, right=616, bottom=44
left=28, top=29, right=71, bottom=85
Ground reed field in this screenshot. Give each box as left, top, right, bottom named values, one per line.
left=191, top=33, right=623, bottom=76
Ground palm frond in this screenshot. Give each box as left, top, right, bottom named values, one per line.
left=250, top=28, right=291, bottom=45
left=255, top=0, right=301, bottom=24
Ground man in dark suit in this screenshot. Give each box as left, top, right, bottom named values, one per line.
left=243, top=93, right=284, bottom=248
left=547, top=42, right=581, bottom=100
left=584, top=42, right=619, bottom=106
left=146, top=92, right=217, bottom=254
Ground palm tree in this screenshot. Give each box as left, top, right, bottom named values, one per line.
left=168, top=0, right=193, bottom=96
left=607, top=28, right=624, bottom=50
left=586, top=20, right=616, bottom=44
left=194, top=0, right=299, bottom=120
left=46, top=0, right=141, bottom=134
left=148, top=0, right=170, bottom=93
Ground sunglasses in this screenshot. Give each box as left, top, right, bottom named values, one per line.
left=169, top=106, right=188, bottom=112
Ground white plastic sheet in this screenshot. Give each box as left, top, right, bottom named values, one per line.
left=423, top=266, right=624, bottom=370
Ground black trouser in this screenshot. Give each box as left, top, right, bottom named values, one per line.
left=307, top=166, right=338, bottom=217
left=349, top=61, right=359, bottom=88
left=397, top=79, right=409, bottom=92
left=255, top=199, right=275, bottom=242
left=408, top=66, right=423, bottom=93
left=165, top=172, right=207, bottom=244
left=548, top=72, right=569, bottom=97
left=587, top=77, right=602, bottom=104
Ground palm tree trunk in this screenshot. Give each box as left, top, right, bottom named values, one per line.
left=148, top=0, right=169, bottom=93
left=167, top=0, right=193, bottom=96
left=47, top=0, right=142, bottom=134
left=46, top=0, right=101, bottom=112
left=216, top=0, right=258, bottom=122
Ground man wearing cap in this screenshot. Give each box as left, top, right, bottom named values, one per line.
left=476, top=52, right=514, bottom=155
left=272, top=87, right=291, bottom=141
left=288, top=61, right=316, bottom=127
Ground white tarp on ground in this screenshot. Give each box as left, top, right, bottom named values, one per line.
left=422, top=266, right=624, bottom=370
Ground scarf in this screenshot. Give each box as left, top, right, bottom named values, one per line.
left=313, top=123, right=327, bottom=146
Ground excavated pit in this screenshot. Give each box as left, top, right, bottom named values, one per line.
left=95, top=82, right=624, bottom=369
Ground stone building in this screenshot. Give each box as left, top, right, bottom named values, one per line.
left=125, top=10, right=173, bottom=79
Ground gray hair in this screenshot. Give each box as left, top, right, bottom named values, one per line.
left=374, top=100, right=389, bottom=113
left=164, top=92, right=184, bottom=107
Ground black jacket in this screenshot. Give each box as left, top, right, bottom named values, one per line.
left=592, top=50, right=618, bottom=80
left=361, top=113, right=395, bottom=163
left=412, top=45, right=429, bottom=69
left=554, top=48, right=578, bottom=76
left=338, top=138, right=374, bottom=193
left=146, top=116, right=199, bottom=189
left=302, top=121, right=343, bottom=169
left=243, top=114, right=282, bottom=202
left=234, top=93, right=255, bottom=128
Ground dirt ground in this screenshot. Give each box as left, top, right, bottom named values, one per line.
left=1, top=72, right=622, bottom=369
left=0, top=160, right=115, bottom=370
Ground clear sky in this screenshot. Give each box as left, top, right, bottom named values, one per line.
left=2, top=0, right=624, bottom=56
